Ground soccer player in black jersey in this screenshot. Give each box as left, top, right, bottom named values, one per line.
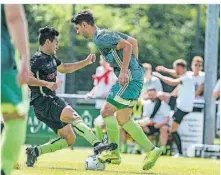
left=25, top=26, right=117, bottom=167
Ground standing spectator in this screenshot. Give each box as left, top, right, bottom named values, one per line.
left=136, top=88, right=170, bottom=155
left=213, top=79, right=220, bottom=136
left=88, top=56, right=117, bottom=142
left=156, top=56, right=205, bottom=100
left=153, top=59, right=195, bottom=158
left=187, top=56, right=205, bottom=100
left=141, top=63, right=163, bottom=99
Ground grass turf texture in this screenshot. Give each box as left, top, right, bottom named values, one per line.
left=13, top=147, right=219, bottom=175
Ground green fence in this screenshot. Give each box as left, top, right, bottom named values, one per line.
left=26, top=106, right=100, bottom=146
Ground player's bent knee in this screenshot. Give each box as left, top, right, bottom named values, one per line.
left=60, top=106, right=80, bottom=123
left=100, top=109, right=114, bottom=117
left=116, top=118, right=127, bottom=126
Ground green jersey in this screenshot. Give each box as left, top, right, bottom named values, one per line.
left=93, top=27, right=144, bottom=83
left=93, top=27, right=144, bottom=109
left=1, top=5, right=16, bottom=72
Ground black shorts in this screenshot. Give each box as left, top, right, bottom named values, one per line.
left=32, top=95, right=68, bottom=133
left=144, top=126, right=160, bottom=135
left=172, top=108, right=189, bottom=124
left=168, top=96, right=177, bottom=110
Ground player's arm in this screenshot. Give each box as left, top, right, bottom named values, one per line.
left=156, top=66, right=178, bottom=78
left=117, top=39, right=132, bottom=85
left=57, top=54, right=96, bottom=74
left=171, top=87, right=178, bottom=97
left=27, top=72, right=58, bottom=91
left=152, top=72, right=180, bottom=86
left=127, top=36, right=138, bottom=59
left=5, top=5, right=30, bottom=85
left=195, top=84, right=204, bottom=97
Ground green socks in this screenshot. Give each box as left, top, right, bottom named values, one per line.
left=95, top=126, right=104, bottom=141
left=36, top=137, right=69, bottom=156
left=122, top=119, right=155, bottom=152
left=1, top=119, right=26, bottom=175
left=72, top=120, right=100, bottom=146
left=103, top=116, right=120, bottom=155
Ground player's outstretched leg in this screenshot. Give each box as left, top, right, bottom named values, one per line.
left=60, top=105, right=118, bottom=154
left=26, top=137, right=69, bottom=167
left=26, top=124, right=74, bottom=167
left=119, top=108, right=162, bottom=170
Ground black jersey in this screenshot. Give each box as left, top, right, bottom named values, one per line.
left=29, top=51, right=62, bottom=103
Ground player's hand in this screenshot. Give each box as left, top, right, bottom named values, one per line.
left=119, top=71, right=129, bottom=86
left=136, top=120, right=146, bottom=127
left=86, top=53, right=96, bottom=65
left=156, top=65, right=166, bottom=72
left=17, top=59, right=30, bottom=86
left=152, top=72, right=162, bottom=78
left=45, top=82, right=58, bottom=91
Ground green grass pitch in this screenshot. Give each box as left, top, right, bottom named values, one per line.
left=13, top=147, right=219, bottom=175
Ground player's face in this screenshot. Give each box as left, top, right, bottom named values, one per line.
left=46, top=37, right=59, bottom=55
left=191, top=61, right=203, bottom=73
left=174, top=65, right=184, bottom=75
left=75, top=23, right=89, bottom=38
left=147, top=90, right=157, bottom=101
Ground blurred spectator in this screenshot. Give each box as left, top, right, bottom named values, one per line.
left=135, top=88, right=170, bottom=155
left=141, top=63, right=163, bottom=99
left=213, top=79, right=220, bottom=136
left=88, top=56, right=117, bottom=143
left=187, top=56, right=205, bottom=100
left=154, top=59, right=195, bottom=158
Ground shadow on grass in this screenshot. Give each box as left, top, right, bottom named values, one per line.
left=33, top=166, right=164, bottom=175
left=34, top=166, right=77, bottom=171
left=99, top=170, right=164, bottom=175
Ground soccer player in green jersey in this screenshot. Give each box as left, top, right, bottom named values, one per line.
left=1, top=4, right=30, bottom=175
left=71, top=10, right=162, bottom=170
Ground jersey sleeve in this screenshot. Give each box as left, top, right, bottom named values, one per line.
left=30, top=56, right=44, bottom=74
left=96, top=32, right=123, bottom=49
left=116, top=32, right=129, bottom=40
left=54, top=55, right=62, bottom=66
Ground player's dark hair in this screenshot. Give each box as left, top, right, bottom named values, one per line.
left=38, top=26, right=59, bottom=46
left=71, top=10, right=95, bottom=26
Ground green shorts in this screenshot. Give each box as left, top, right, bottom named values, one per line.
left=1, top=70, right=29, bottom=116
left=107, top=81, right=143, bottom=109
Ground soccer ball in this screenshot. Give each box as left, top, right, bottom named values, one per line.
left=85, top=155, right=105, bottom=171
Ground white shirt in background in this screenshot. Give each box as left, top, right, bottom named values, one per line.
left=142, top=99, right=171, bottom=124
left=176, top=73, right=195, bottom=112
left=142, top=76, right=163, bottom=93
left=93, top=66, right=117, bottom=109
left=187, top=71, right=205, bottom=100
